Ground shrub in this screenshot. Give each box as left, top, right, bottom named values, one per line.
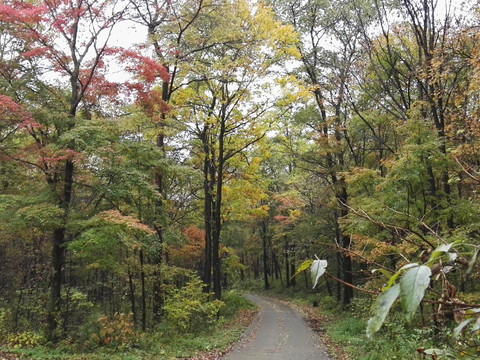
left=220, top=290, right=256, bottom=317
left=163, top=276, right=224, bottom=333
left=0, top=307, right=7, bottom=341
left=5, top=331, right=45, bottom=348
left=85, top=313, right=137, bottom=350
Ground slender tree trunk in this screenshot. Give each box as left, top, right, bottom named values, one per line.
left=47, top=156, right=74, bottom=340
left=325, top=276, right=333, bottom=296
left=212, top=115, right=226, bottom=300
left=253, top=257, right=259, bottom=279
left=203, top=176, right=213, bottom=292
left=240, top=253, right=245, bottom=282
left=261, top=220, right=270, bottom=290
left=202, top=98, right=217, bottom=293
left=127, top=267, right=136, bottom=325
left=274, top=254, right=282, bottom=283
left=290, top=261, right=296, bottom=287
left=152, top=74, right=171, bottom=322
left=285, top=238, right=290, bottom=287
left=341, top=233, right=353, bottom=305
left=139, top=250, right=147, bottom=331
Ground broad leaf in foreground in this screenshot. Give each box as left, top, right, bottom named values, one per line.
left=366, top=283, right=400, bottom=338
left=453, top=318, right=473, bottom=339
left=400, top=265, right=431, bottom=323
left=383, top=263, right=419, bottom=291
left=290, top=259, right=313, bottom=280
left=311, top=259, right=328, bottom=289
left=467, top=250, right=479, bottom=276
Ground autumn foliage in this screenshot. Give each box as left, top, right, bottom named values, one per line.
left=170, top=226, right=205, bottom=270
left=1, top=1, right=480, bottom=358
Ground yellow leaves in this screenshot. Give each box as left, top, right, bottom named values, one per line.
left=85, top=262, right=101, bottom=271
left=100, top=210, right=156, bottom=236
left=251, top=2, right=300, bottom=56
left=352, top=235, right=386, bottom=262
left=221, top=153, right=269, bottom=221
left=223, top=178, right=269, bottom=221
left=249, top=204, right=269, bottom=218
left=275, top=74, right=313, bottom=107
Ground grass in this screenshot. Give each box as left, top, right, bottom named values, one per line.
left=0, top=290, right=258, bottom=360
left=3, top=280, right=467, bottom=360
left=325, top=309, right=453, bottom=360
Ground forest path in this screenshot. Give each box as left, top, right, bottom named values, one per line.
left=220, top=294, right=331, bottom=360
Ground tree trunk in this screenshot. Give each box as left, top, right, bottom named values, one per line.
left=46, top=156, right=74, bottom=340
left=203, top=168, right=213, bottom=292
left=261, top=220, right=270, bottom=290
left=285, top=238, right=290, bottom=287
left=341, top=233, right=353, bottom=306
left=127, top=267, right=136, bottom=326
left=240, top=253, right=245, bottom=282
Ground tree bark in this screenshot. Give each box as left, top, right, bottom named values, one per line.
left=261, top=220, right=270, bottom=290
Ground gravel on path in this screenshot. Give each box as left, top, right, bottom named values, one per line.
left=220, top=294, right=331, bottom=360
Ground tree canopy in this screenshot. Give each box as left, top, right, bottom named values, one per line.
left=1, top=0, right=480, bottom=358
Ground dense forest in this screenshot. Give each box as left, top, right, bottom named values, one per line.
left=1, top=0, right=480, bottom=358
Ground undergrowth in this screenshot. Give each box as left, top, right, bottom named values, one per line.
left=0, top=290, right=257, bottom=360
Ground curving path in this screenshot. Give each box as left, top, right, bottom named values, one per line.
left=221, top=294, right=331, bottom=360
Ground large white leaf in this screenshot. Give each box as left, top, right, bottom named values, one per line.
left=383, top=263, right=419, bottom=291
left=453, top=318, right=473, bottom=339
left=467, top=250, right=479, bottom=276
left=429, top=242, right=455, bottom=263
left=400, top=265, right=431, bottom=323
left=366, top=283, right=400, bottom=338
left=472, top=316, right=480, bottom=332
left=311, top=259, right=327, bottom=289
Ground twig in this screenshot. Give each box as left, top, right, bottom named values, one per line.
left=325, top=271, right=379, bottom=295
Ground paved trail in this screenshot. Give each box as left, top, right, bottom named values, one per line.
left=221, top=294, right=331, bottom=360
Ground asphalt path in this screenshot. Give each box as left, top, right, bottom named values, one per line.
left=221, top=294, right=331, bottom=360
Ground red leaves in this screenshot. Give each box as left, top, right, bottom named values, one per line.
left=170, top=226, right=206, bottom=269
left=0, top=95, right=23, bottom=119
left=40, top=149, right=79, bottom=165
left=136, top=87, right=171, bottom=121
left=119, top=49, right=170, bottom=83
left=109, top=48, right=171, bottom=117
left=0, top=95, right=39, bottom=129
left=21, top=47, right=50, bottom=59
left=272, top=194, right=303, bottom=225
left=0, top=2, right=46, bottom=24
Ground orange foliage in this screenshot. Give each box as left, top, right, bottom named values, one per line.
left=169, top=226, right=205, bottom=270
left=272, top=194, right=303, bottom=225
left=100, top=210, right=155, bottom=235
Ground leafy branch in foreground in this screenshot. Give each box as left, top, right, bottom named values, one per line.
left=293, top=238, right=480, bottom=353
left=291, top=256, right=328, bottom=290
left=364, top=237, right=479, bottom=333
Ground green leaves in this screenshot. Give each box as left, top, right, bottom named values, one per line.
left=382, top=263, right=419, bottom=291
left=368, top=265, right=431, bottom=336
left=399, top=265, right=431, bottom=323
left=366, top=284, right=400, bottom=338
